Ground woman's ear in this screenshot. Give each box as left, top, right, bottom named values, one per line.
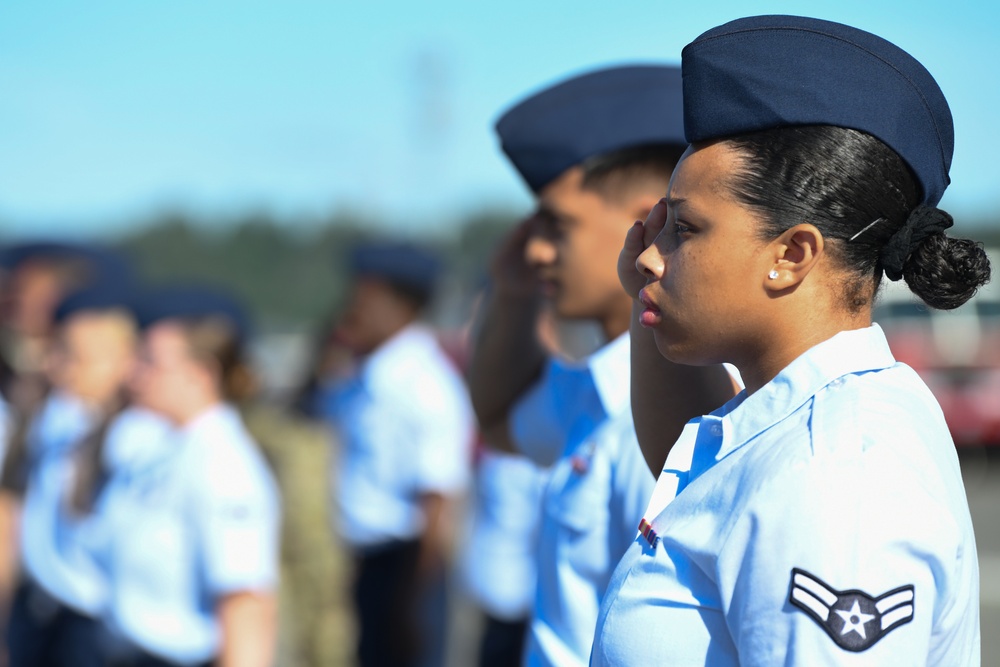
left=763, top=223, right=825, bottom=293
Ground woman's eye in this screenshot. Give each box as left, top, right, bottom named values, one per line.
left=673, top=221, right=693, bottom=235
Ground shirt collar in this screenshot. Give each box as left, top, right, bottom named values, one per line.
left=588, top=331, right=631, bottom=417
left=178, top=402, right=237, bottom=438
left=715, top=324, right=896, bottom=461
left=543, top=331, right=630, bottom=430
left=35, top=390, right=99, bottom=450
left=360, top=322, right=433, bottom=382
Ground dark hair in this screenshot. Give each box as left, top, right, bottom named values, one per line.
left=68, top=396, right=127, bottom=514
left=580, top=143, right=687, bottom=201
left=384, top=280, right=434, bottom=312
left=0, top=379, right=51, bottom=497
left=0, top=406, right=40, bottom=496
left=721, top=125, right=990, bottom=311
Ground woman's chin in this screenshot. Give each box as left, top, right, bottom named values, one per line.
left=652, top=330, right=703, bottom=366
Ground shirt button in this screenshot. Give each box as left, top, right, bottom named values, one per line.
left=710, top=423, right=723, bottom=436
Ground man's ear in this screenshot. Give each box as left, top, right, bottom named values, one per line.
left=762, top=223, right=825, bottom=293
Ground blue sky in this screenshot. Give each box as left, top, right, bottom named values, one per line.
left=1, top=0, right=997, bottom=238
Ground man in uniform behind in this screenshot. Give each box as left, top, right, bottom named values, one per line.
left=315, top=242, right=474, bottom=667
left=468, top=65, right=735, bottom=666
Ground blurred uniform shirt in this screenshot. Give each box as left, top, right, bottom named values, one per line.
left=461, top=449, right=547, bottom=621
left=321, top=323, right=474, bottom=548
left=0, top=396, right=11, bottom=464
left=510, top=333, right=655, bottom=667
left=591, top=325, right=980, bottom=666
left=99, top=404, right=281, bottom=665
left=20, top=391, right=105, bottom=615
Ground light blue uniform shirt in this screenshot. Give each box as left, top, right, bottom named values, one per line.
left=460, top=449, right=547, bottom=621
left=101, top=407, right=174, bottom=473
left=592, top=325, right=979, bottom=666
left=0, top=395, right=10, bottom=464
left=323, top=323, right=474, bottom=548
left=99, top=404, right=280, bottom=665
left=20, top=392, right=105, bottom=615
left=511, top=333, right=656, bottom=667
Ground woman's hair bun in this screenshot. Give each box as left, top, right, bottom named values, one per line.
left=903, top=234, right=991, bottom=310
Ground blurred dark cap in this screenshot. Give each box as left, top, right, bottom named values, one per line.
left=349, top=242, right=442, bottom=304
left=495, top=64, right=686, bottom=193
left=53, top=283, right=137, bottom=326
left=134, top=286, right=251, bottom=342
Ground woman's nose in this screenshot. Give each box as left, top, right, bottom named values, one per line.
left=636, top=240, right=665, bottom=281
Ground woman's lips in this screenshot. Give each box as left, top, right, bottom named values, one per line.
left=638, top=289, right=663, bottom=327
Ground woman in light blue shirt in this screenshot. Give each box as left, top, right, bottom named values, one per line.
left=4, top=286, right=137, bottom=667
left=99, top=288, right=280, bottom=667
left=593, top=15, right=990, bottom=666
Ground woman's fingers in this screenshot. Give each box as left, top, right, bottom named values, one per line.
left=642, top=198, right=668, bottom=247
left=618, top=220, right=648, bottom=298
left=623, top=220, right=645, bottom=256
left=619, top=199, right=668, bottom=298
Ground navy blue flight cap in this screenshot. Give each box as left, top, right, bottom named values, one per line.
left=53, top=284, right=137, bottom=325
left=495, top=65, right=686, bottom=193
left=134, top=286, right=251, bottom=342
left=682, top=15, right=954, bottom=205
left=349, top=242, right=442, bottom=299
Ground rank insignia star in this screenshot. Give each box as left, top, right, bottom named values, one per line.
left=788, top=568, right=914, bottom=652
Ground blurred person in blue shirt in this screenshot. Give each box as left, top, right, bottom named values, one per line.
left=442, top=299, right=549, bottom=667
left=97, top=288, right=280, bottom=667
left=460, top=447, right=546, bottom=667
left=0, top=244, right=132, bottom=619
left=2, top=285, right=137, bottom=667
left=316, top=242, right=474, bottom=667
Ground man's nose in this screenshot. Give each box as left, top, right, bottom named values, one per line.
left=524, top=234, right=557, bottom=268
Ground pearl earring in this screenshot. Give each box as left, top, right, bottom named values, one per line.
left=768, top=270, right=779, bottom=280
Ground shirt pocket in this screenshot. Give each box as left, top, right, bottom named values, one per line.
left=544, top=445, right=612, bottom=534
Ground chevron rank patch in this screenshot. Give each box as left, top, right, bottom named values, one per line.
left=788, top=568, right=914, bottom=652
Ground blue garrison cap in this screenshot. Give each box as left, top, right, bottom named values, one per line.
left=134, top=286, right=251, bottom=342
left=0, top=241, right=133, bottom=284
left=495, top=65, right=686, bottom=193
left=682, top=15, right=954, bottom=205
left=53, top=284, right=136, bottom=325
left=349, top=242, right=442, bottom=299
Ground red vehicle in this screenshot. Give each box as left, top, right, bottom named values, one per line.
left=875, top=248, right=1000, bottom=447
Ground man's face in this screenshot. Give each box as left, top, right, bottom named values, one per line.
left=48, top=311, right=136, bottom=407
left=334, top=278, right=415, bottom=355
left=6, top=261, right=65, bottom=337
left=524, top=166, right=638, bottom=324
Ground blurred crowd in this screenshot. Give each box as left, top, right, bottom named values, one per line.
left=0, top=239, right=534, bottom=667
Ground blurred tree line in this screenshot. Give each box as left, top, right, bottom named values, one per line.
left=108, top=209, right=523, bottom=332
left=17, top=207, right=996, bottom=335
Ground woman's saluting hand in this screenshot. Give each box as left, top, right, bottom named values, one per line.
left=618, top=198, right=668, bottom=300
